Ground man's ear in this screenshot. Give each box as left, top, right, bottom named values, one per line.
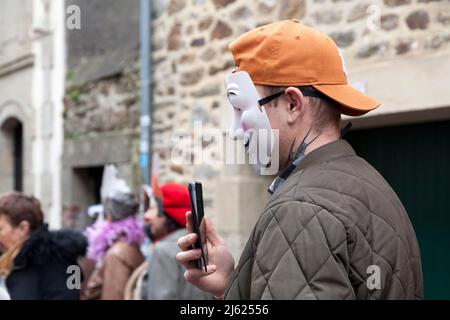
left=284, top=87, right=304, bottom=124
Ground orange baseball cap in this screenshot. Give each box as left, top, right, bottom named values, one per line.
left=228, top=19, right=381, bottom=116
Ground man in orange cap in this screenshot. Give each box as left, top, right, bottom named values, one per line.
left=177, top=20, right=423, bottom=299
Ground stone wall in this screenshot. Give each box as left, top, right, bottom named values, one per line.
left=62, top=0, right=142, bottom=227
left=66, top=0, right=140, bottom=85
left=64, top=69, right=140, bottom=140
left=63, top=65, right=142, bottom=223
left=150, top=0, right=450, bottom=259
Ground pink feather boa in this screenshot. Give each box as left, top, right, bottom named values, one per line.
left=84, top=216, right=146, bottom=262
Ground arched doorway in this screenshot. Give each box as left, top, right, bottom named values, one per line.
left=0, top=117, right=23, bottom=192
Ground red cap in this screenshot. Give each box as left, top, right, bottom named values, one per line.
left=160, top=183, right=191, bottom=227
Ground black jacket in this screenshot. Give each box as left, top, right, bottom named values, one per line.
left=6, top=224, right=87, bottom=300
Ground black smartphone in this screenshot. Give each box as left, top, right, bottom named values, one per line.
left=187, top=181, right=208, bottom=272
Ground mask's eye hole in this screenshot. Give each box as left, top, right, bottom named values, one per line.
left=233, top=106, right=242, bottom=112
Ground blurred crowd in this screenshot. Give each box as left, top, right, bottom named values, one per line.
left=0, top=165, right=210, bottom=300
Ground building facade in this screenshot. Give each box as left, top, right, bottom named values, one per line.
left=0, top=0, right=65, bottom=228
left=62, top=0, right=141, bottom=229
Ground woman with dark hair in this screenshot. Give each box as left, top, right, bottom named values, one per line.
left=0, top=192, right=87, bottom=300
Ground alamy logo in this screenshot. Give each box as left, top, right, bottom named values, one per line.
left=66, top=5, right=81, bottom=30
left=66, top=265, right=81, bottom=290
left=366, top=265, right=381, bottom=290
left=366, top=5, right=381, bottom=31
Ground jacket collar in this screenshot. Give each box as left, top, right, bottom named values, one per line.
left=284, top=139, right=356, bottom=180
left=12, top=224, right=49, bottom=270
left=295, top=139, right=356, bottom=172
left=0, top=240, right=26, bottom=278
left=268, top=139, right=356, bottom=195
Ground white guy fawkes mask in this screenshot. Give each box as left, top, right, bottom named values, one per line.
left=225, top=71, right=279, bottom=175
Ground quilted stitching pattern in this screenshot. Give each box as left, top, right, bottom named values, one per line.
left=226, top=141, right=423, bottom=300
left=251, top=202, right=354, bottom=300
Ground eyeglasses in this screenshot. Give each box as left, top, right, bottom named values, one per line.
left=258, top=86, right=327, bottom=107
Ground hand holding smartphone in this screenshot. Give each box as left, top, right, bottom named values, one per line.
left=187, top=181, right=209, bottom=272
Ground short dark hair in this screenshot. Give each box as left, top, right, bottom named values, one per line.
left=0, top=192, right=44, bottom=231
left=264, top=85, right=341, bottom=132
